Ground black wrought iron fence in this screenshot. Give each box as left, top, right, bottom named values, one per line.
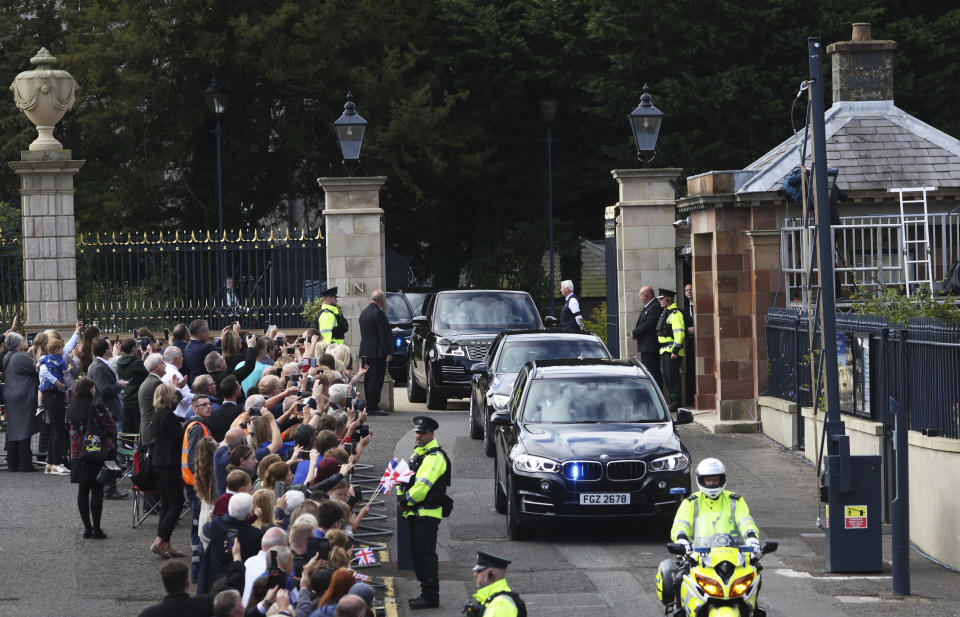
left=75, top=228, right=325, bottom=332
left=0, top=237, right=23, bottom=327
left=766, top=308, right=960, bottom=439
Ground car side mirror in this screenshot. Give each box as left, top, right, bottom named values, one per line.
left=470, top=363, right=488, bottom=374
left=399, top=321, right=413, bottom=329
left=411, top=316, right=428, bottom=328
left=675, top=408, right=694, bottom=425
left=543, top=315, right=559, bottom=328
left=490, top=411, right=511, bottom=425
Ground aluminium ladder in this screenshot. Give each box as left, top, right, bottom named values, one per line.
left=888, top=186, right=937, bottom=296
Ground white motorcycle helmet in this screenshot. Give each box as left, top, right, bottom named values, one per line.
left=696, top=458, right=726, bottom=499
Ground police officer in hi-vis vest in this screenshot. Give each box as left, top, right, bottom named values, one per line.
left=397, top=416, right=451, bottom=610
left=656, top=288, right=685, bottom=412
left=316, top=286, right=348, bottom=345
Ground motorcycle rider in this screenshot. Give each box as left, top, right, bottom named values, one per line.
left=662, top=458, right=764, bottom=615
left=671, top=458, right=761, bottom=552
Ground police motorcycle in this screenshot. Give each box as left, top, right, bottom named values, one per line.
left=656, top=532, right=778, bottom=617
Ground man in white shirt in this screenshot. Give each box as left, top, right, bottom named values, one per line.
left=242, top=527, right=288, bottom=606
left=161, top=345, right=193, bottom=418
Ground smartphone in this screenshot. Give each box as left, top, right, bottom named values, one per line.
left=352, top=424, right=370, bottom=442
left=274, top=480, right=288, bottom=500
left=266, top=550, right=285, bottom=587
left=113, top=334, right=120, bottom=343
left=163, top=327, right=170, bottom=339
left=305, top=536, right=330, bottom=561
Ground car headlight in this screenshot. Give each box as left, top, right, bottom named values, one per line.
left=490, top=394, right=510, bottom=409
left=435, top=342, right=465, bottom=356
left=649, top=453, right=689, bottom=472
left=512, top=453, right=560, bottom=474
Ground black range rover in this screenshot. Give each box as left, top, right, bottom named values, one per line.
left=407, top=289, right=543, bottom=410
left=491, top=358, right=693, bottom=539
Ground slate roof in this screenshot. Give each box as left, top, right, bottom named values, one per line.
left=737, top=100, right=960, bottom=193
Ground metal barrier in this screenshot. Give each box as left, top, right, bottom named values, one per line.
left=780, top=213, right=960, bottom=308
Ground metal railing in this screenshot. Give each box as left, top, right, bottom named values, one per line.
left=0, top=228, right=325, bottom=332
left=766, top=308, right=960, bottom=440
left=780, top=213, right=960, bottom=307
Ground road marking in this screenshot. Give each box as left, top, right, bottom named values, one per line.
left=835, top=596, right=885, bottom=603
left=772, top=568, right=892, bottom=581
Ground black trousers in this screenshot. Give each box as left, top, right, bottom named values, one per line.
left=45, top=390, right=68, bottom=466
left=640, top=351, right=663, bottom=390
left=408, top=515, right=440, bottom=601
left=6, top=439, right=33, bottom=471
left=155, top=465, right=185, bottom=542
left=122, top=401, right=140, bottom=435
left=78, top=480, right=105, bottom=531
left=364, top=357, right=387, bottom=411
left=661, top=354, right=682, bottom=412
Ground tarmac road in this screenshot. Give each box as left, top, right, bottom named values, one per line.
left=2, top=390, right=957, bottom=617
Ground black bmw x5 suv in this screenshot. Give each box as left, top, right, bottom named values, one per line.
left=406, top=289, right=543, bottom=409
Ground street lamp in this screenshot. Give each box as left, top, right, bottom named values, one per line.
left=539, top=98, right=559, bottom=315
left=333, top=92, right=368, bottom=177
left=628, top=83, right=664, bottom=167
left=202, top=76, right=226, bottom=238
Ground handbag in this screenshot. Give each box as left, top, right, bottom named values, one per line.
left=96, top=460, right=122, bottom=485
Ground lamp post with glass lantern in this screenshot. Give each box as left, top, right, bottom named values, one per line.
left=539, top=98, right=559, bottom=315
left=628, top=84, right=663, bottom=167
left=333, top=92, right=368, bottom=177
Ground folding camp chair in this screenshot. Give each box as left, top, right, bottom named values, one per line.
left=131, top=449, right=162, bottom=528
left=115, top=432, right=139, bottom=486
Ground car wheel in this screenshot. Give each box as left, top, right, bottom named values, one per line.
left=494, top=452, right=507, bottom=514
left=425, top=365, right=447, bottom=410
left=483, top=413, right=495, bottom=457
left=407, top=361, right=425, bottom=403
left=469, top=395, right=483, bottom=439
left=505, top=474, right=527, bottom=540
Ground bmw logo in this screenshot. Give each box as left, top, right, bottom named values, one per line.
left=599, top=454, right=609, bottom=460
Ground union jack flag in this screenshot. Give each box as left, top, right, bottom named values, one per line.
left=354, top=571, right=370, bottom=582
left=354, top=547, right=377, bottom=566
left=378, top=458, right=414, bottom=495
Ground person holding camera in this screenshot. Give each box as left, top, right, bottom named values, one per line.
left=67, top=377, right=116, bottom=539
left=198, top=492, right=264, bottom=595
left=152, top=383, right=187, bottom=559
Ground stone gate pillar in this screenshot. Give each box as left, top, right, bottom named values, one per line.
left=611, top=168, right=681, bottom=359
left=8, top=48, right=82, bottom=332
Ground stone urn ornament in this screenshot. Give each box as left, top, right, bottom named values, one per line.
left=10, top=47, right=77, bottom=151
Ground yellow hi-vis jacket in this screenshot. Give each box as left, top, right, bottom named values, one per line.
left=397, top=438, right=448, bottom=519
left=658, top=302, right=686, bottom=357
left=473, top=578, right=520, bottom=617
left=317, top=303, right=344, bottom=345
left=671, top=490, right=760, bottom=543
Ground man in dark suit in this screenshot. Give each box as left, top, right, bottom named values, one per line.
left=358, top=289, right=393, bottom=416
left=207, top=375, right=242, bottom=442
left=88, top=336, right=129, bottom=499
left=631, top=285, right=664, bottom=390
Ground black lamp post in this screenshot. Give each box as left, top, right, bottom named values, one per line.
left=333, top=92, right=367, bottom=177
left=628, top=83, right=664, bottom=167
left=202, top=77, right=226, bottom=238
left=539, top=98, right=559, bottom=315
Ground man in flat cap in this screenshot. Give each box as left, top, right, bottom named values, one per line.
left=317, top=285, right=348, bottom=345
left=656, top=289, right=686, bottom=413
left=398, top=416, right=451, bottom=609
left=463, top=550, right=525, bottom=617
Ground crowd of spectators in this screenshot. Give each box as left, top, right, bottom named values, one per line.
left=1, top=317, right=383, bottom=616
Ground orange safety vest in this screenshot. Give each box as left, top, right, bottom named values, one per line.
left=181, top=420, right=212, bottom=485
left=229, top=414, right=250, bottom=440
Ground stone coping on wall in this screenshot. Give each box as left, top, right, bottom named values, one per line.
left=800, top=406, right=885, bottom=436
left=908, top=430, right=960, bottom=453
left=758, top=395, right=798, bottom=414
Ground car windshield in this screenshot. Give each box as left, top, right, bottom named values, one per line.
left=521, top=377, right=667, bottom=423
left=434, top=293, right=540, bottom=332
left=496, top=340, right=609, bottom=373
left=405, top=292, right=428, bottom=316
left=386, top=293, right=413, bottom=323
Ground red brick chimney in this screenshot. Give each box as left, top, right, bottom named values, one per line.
left=826, top=23, right=897, bottom=105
